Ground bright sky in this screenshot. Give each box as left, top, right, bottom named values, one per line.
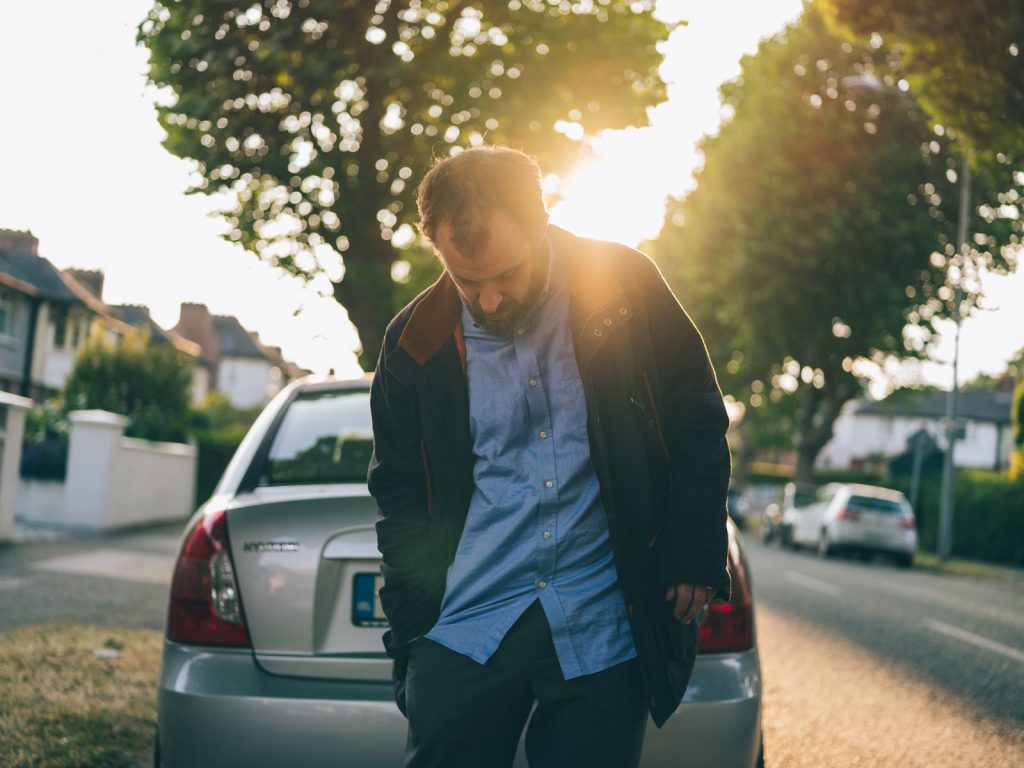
left=0, top=0, right=1020, bottom=391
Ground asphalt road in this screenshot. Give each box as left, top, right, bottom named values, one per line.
left=1, top=521, right=1022, bottom=766
left=742, top=530, right=1024, bottom=767
left=0, top=521, right=183, bottom=633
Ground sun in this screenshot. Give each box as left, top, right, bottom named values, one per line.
left=547, top=131, right=694, bottom=248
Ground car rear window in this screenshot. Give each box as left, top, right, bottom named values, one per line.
left=847, top=495, right=903, bottom=514
left=258, top=389, right=373, bottom=486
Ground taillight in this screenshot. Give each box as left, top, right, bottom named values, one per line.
left=167, top=509, right=250, bottom=647
left=697, top=539, right=753, bottom=653
left=837, top=507, right=860, bottom=521
left=899, top=514, right=916, bottom=529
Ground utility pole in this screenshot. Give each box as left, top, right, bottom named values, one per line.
left=938, top=152, right=972, bottom=561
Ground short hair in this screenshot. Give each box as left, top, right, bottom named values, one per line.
left=415, top=146, right=549, bottom=256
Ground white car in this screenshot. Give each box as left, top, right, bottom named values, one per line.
left=786, top=482, right=917, bottom=567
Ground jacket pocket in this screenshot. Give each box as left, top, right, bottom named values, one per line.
left=665, top=604, right=700, bottom=667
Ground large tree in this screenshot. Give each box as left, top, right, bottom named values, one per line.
left=138, top=0, right=669, bottom=368
left=822, top=0, right=1024, bottom=164
left=649, top=5, right=1019, bottom=482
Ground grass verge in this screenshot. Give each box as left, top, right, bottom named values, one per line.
left=911, top=550, right=1024, bottom=584
left=0, top=623, right=162, bottom=768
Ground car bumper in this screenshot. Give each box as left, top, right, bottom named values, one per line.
left=158, top=641, right=763, bottom=768
left=829, top=523, right=916, bottom=554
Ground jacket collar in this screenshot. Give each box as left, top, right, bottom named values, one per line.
left=397, top=224, right=626, bottom=368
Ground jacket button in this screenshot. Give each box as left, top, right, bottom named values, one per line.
left=619, top=307, right=628, bottom=315
left=594, top=328, right=603, bottom=336
left=627, top=602, right=634, bottom=615
left=650, top=696, right=657, bottom=707
left=603, top=318, right=613, bottom=326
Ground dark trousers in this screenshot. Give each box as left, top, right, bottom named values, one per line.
left=402, top=598, right=647, bottom=768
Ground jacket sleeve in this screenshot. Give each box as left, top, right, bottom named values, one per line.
left=635, top=252, right=734, bottom=604
left=367, top=328, right=443, bottom=650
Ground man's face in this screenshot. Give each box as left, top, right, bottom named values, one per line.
left=433, top=212, right=548, bottom=336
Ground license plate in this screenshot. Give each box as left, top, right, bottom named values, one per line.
left=352, top=573, right=388, bottom=627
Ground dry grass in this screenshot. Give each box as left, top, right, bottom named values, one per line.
left=0, top=623, right=162, bottom=768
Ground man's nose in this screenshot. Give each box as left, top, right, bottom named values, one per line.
left=479, top=285, right=502, bottom=313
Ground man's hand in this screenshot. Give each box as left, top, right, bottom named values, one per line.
left=665, top=581, right=714, bottom=623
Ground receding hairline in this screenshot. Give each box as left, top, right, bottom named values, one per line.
left=415, top=146, right=548, bottom=249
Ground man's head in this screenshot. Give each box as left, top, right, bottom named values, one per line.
left=416, top=146, right=550, bottom=336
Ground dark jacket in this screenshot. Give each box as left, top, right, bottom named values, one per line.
left=367, top=224, right=732, bottom=728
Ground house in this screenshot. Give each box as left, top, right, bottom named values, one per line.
left=2, top=228, right=310, bottom=410
left=0, top=229, right=132, bottom=401
left=170, top=303, right=311, bottom=408
left=816, top=386, right=1016, bottom=472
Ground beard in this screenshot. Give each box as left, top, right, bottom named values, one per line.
left=466, top=248, right=547, bottom=337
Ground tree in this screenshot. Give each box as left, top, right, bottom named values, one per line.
left=63, top=323, right=195, bottom=443
left=822, top=0, right=1024, bottom=164
left=138, top=0, right=670, bottom=368
left=649, top=5, right=1017, bottom=482
left=1012, top=380, right=1024, bottom=480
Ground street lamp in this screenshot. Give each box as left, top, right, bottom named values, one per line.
left=938, top=152, right=972, bottom=562
left=840, top=74, right=971, bottom=560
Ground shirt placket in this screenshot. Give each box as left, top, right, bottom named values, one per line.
left=513, top=323, right=559, bottom=594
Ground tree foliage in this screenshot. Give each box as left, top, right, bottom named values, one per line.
left=822, top=0, right=1024, bottom=164
left=649, top=6, right=1019, bottom=481
left=63, top=324, right=195, bottom=443
left=137, top=0, right=670, bottom=368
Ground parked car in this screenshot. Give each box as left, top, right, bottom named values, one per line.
left=785, top=482, right=917, bottom=567
left=155, top=374, right=765, bottom=768
left=727, top=485, right=752, bottom=529
left=761, top=482, right=819, bottom=546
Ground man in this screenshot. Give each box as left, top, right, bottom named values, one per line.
left=368, top=146, right=732, bottom=768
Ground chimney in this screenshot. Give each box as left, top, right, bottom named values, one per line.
left=66, top=268, right=105, bottom=300
left=0, top=228, right=39, bottom=255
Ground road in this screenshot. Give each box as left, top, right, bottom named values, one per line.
left=743, top=531, right=1024, bottom=767
left=0, top=522, right=181, bottom=633
left=1, top=521, right=1022, bottom=766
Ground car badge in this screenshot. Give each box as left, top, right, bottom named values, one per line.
left=243, top=541, right=300, bottom=553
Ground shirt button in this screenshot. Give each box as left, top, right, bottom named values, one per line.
left=538, top=580, right=547, bottom=589
left=544, top=480, right=553, bottom=488
left=516, top=327, right=525, bottom=336
left=543, top=531, right=551, bottom=539
left=529, top=378, right=537, bottom=387
left=539, top=430, right=548, bottom=439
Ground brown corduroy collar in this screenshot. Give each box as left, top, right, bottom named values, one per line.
left=397, top=224, right=626, bottom=369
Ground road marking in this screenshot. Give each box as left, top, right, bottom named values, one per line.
left=32, top=549, right=174, bottom=586
left=0, top=576, right=30, bottom=591
left=785, top=570, right=842, bottom=596
left=923, top=618, right=1024, bottom=664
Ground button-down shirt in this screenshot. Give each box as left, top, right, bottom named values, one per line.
left=423, top=237, right=637, bottom=679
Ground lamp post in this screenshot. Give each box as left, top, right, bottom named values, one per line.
left=839, top=75, right=971, bottom=560
left=938, top=153, right=972, bottom=561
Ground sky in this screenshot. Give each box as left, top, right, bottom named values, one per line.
left=0, top=0, right=1020, bottom=393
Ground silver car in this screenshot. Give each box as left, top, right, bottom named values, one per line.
left=788, top=482, right=917, bottom=567
left=155, top=375, right=764, bottom=768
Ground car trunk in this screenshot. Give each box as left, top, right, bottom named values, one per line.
left=847, top=495, right=906, bottom=542
left=225, top=485, right=392, bottom=682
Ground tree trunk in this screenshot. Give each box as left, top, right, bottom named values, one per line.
left=333, top=235, right=396, bottom=372
left=792, top=371, right=859, bottom=484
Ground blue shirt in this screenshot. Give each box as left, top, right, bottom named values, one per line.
left=423, top=237, right=637, bottom=679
